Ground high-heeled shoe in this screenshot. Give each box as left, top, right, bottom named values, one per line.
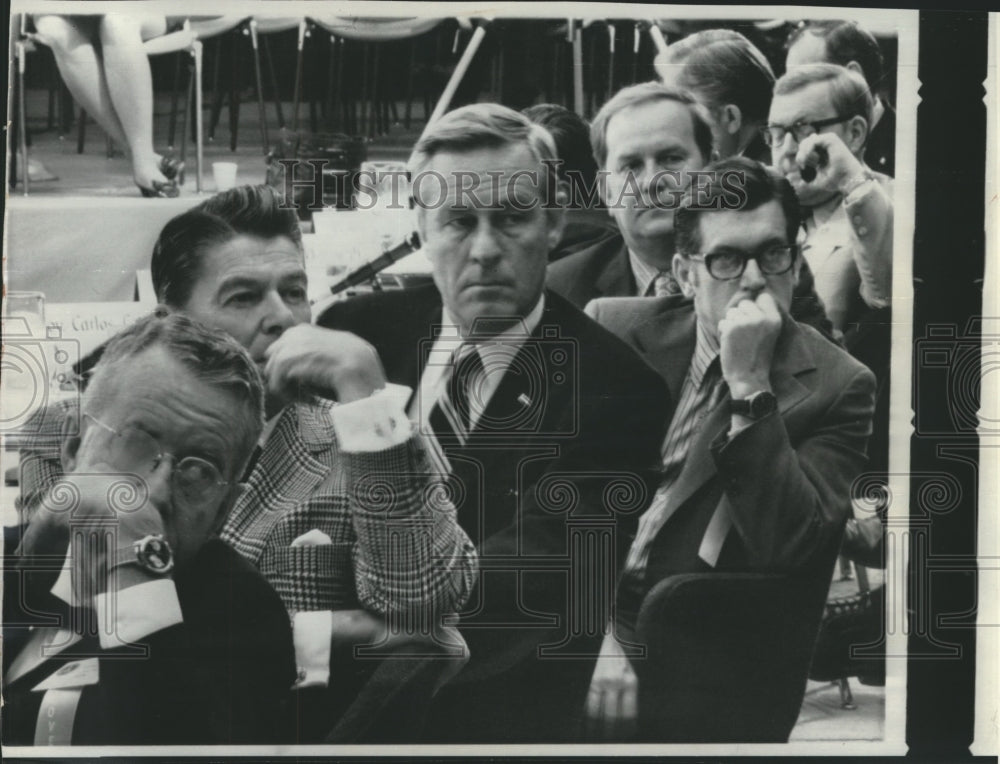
left=158, top=156, right=185, bottom=185
left=138, top=180, right=179, bottom=198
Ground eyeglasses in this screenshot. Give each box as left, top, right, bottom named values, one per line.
left=82, top=412, right=230, bottom=507
left=687, top=245, right=798, bottom=281
left=760, top=115, right=851, bottom=147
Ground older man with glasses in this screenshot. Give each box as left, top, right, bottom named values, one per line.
left=766, top=63, right=893, bottom=338
left=3, top=312, right=297, bottom=745
left=13, top=185, right=478, bottom=743
left=583, top=158, right=876, bottom=740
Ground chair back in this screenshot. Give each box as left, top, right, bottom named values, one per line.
left=634, top=571, right=828, bottom=742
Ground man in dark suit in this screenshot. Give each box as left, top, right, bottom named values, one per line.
left=547, top=81, right=836, bottom=340
left=654, top=29, right=776, bottom=163
left=319, top=103, right=671, bottom=742
left=3, top=312, right=296, bottom=745
left=582, top=158, right=876, bottom=737
left=785, top=19, right=895, bottom=176
left=548, top=82, right=714, bottom=306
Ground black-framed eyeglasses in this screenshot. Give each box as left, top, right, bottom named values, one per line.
left=82, top=412, right=230, bottom=506
left=688, top=245, right=798, bottom=281
left=760, top=115, right=852, bottom=146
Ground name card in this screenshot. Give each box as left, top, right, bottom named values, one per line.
left=45, top=302, right=154, bottom=358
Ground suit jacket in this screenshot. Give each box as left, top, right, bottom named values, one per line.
left=548, top=232, right=838, bottom=342
left=548, top=207, right=621, bottom=263
left=546, top=233, right=634, bottom=309
left=741, top=132, right=772, bottom=165
left=800, top=169, right=893, bottom=335
left=585, top=297, right=876, bottom=622
left=220, top=400, right=477, bottom=617
left=2, top=539, right=295, bottom=745
left=319, top=285, right=671, bottom=739
left=866, top=98, right=896, bottom=177
left=15, top=399, right=477, bottom=621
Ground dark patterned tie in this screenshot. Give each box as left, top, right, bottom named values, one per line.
left=429, top=344, right=485, bottom=446
left=651, top=271, right=681, bottom=297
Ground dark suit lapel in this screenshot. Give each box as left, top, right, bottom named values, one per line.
left=470, top=301, right=559, bottom=437
left=593, top=242, right=635, bottom=298
left=632, top=302, right=697, bottom=403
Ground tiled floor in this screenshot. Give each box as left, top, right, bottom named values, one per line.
left=792, top=678, right=885, bottom=741
left=791, top=566, right=887, bottom=741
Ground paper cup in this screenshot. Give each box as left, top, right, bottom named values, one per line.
left=212, top=162, right=238, bottom=191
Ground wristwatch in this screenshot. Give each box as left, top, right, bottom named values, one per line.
left=113, top=534, right=175, bottom=575
left=730, top=390, right=778, bottom=420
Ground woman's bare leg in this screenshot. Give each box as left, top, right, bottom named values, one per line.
left=33, top=15, right=129, bottom=146
left=98, top=13, right=169, bottom=188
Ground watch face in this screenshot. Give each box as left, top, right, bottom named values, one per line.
left=136, top=535, right=174, bottom=574
left=749, top=391, right=778, bottom=418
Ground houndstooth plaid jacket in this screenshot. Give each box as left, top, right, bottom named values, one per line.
left=16, top=398, right=477, bottom=618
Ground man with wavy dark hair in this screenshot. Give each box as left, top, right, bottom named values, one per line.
left=15, top=185, right=477, bottom=742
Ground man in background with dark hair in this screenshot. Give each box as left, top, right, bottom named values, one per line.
left=522, top=103, right=618, bottom=261
left=584, top=157, right=876, bottom=739
left=786, top=20, right=895, bottom=176
left=654, top=29, right=776, bottom=163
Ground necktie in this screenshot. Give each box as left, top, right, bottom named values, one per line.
left=429, top=344, right=485, bottom=446
left=650, top=271, right=681, bottom=297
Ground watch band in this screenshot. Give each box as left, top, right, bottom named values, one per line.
left=112, top=534, right=174, bottom=575
left=730, top=390, right=777, bottom=420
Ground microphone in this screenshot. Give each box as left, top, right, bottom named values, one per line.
left=799, top=145, right=828, bottom=183
left=329, top=232, right=421, bottom=295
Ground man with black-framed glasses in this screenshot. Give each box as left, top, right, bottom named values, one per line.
left=767, top=63, right=893, bottom=337
left=581, top=157, right=876, bottom=740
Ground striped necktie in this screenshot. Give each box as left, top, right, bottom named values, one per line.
left=429, top=344, right=485, bottom=446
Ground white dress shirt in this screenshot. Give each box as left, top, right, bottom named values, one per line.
left=410, top=296, right=546, bottom=433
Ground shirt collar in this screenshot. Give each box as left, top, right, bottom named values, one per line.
left=441, top=294, right=546, bottom=352
left=628, top=249, right=666, bottom=297
left=872, top=97, right=885, bottom=129
left=690, top=318, right=721, bottom=390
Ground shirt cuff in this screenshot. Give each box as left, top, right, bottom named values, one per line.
left=292, top=610, right=334, bottom=689
left=329, top=383, right=413, bottom=453
left=93, top=579, right=183, bottom=649
left=50, top=554, right=73, bottom=606
left=843, top=173, right=878, bottom=206
left=727, top=418, right=755, bottom=440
